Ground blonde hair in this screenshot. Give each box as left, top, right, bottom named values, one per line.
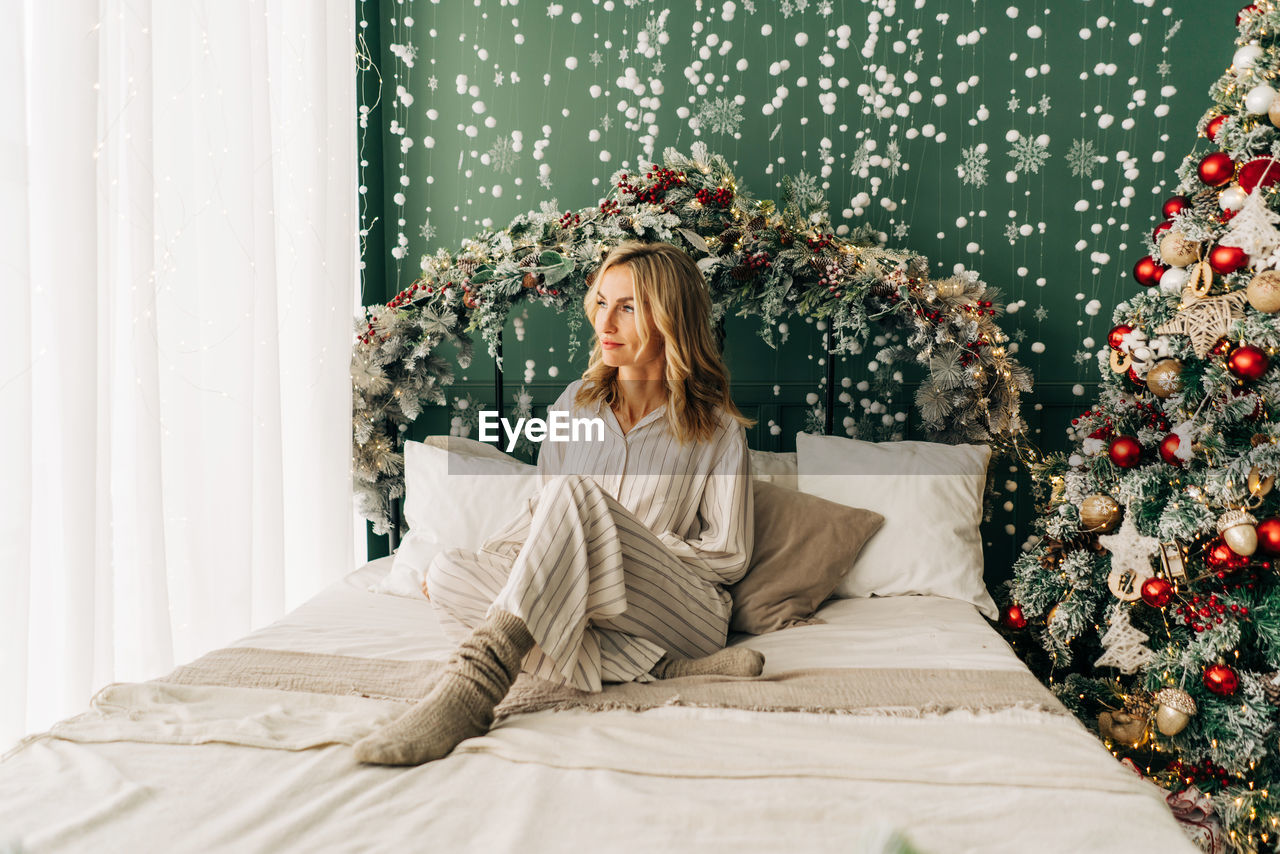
left=577, top=240, right=753, bottom=444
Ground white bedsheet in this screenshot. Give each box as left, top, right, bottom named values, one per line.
left=0, top=557, right=1198, bottom=854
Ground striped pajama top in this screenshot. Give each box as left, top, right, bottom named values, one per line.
left=488, top=378, right=755, bottom=588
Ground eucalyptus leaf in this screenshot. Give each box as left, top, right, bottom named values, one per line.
left=542, top=258, right=576, bottom=286
left=679, top=228, right=710, bottom=254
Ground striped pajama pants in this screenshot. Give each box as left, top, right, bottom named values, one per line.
left=426, top=474, right=731, bottom=693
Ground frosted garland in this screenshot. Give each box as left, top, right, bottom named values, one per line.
left=351, top=145, right=1035, bottom=534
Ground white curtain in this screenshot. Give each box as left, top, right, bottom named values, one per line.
left=0, top=1, right=358, bottom=750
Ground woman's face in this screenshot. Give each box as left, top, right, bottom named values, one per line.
left=593, top=265, right=665, bottom=373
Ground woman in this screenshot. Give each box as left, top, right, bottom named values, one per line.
left=355, top=240, right=759, bottom=766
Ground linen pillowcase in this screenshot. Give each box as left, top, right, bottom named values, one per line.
left=728, top=480, right=884, bottom=634
left=749, top=449, right=798, bottom=491
left=370, top=530, right=447, bottom=598
left=371, top=436, right=539, bottom=599
left=401, top=435, right=539, bottom=550
left=794, top=432, right=997, bottom=618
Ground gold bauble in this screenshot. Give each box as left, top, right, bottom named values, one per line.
left=1145, top=358, right=1183, bottom=398
left=1155, top=706, right=1190, bottom=736
left=1154, top=688, right=1198, bottom=736
left=1218, top=509, right=1259, bottom=557
left=1159, top=232, right=1200, bottom=267
left=1270, top=93, right=1280, bottom=128
left=935, top=277, right=966, bottom=298
left=1080, top=494, right=1122, bottom=533
left=1098, top=710, right=1149, bottom=747
left=1250, top=466, right=1276, bottom=499
left=1248, top=270, right=1280, bottom=313
left=521, top=272, right=542, bottom=289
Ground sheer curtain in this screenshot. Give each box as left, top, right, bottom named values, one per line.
left=0, top=2, right=358, bottom=749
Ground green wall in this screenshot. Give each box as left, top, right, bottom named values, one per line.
left=358, top=1, right=1240, bottom=580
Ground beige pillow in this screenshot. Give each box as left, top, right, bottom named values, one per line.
left=729, top=480, right=885, bottom=635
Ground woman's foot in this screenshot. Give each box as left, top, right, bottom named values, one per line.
left=651, top=647, right=764, bottom=679
left=354, top=610, right=533, bottom=766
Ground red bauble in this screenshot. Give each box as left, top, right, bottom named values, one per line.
left=1140, top=576, right=1174, bottom=608
left=1133, top=255, right=1166, bottom=287
left=1203, top=663, right=1240, bottom=697
left=1109, top=436, right=1143, bottom=468
left=1209, top=244, right=1249, bottom=275
left=1127, top=366, right=1148, bottom=389
left=1206, top=114, right=1228, bottom=142
left=1000, top=604, right=1028, bottom=630
left=1108, top=324, right=1134, bottom=349
left=1153, top=220, right=1174, bottom=241
left=1239, top=4, right=1261, bottom=26
left=1159, top=433, right=1183, bottom=465
left=1199, top=152, right=1236, bottom=187
left=1257, top=518, right=1280, bottom=555
left=1162, top=195, right=1191, bottom=218
left=1228, top=345, right=1270, bottom=381
left=1207, top=536, right=1251, bottom=567
left=1238, top=157, right=1280, bottom=193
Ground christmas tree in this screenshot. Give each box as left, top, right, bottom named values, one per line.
left=1010, top=4, right=1280, bottom=850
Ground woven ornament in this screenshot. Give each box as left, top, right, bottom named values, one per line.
left=1155, top=291, right=1249, bottom=359
left=1099, top=515, right=1161, bottom=598
left=1094, top=608, right=1155, bottom=674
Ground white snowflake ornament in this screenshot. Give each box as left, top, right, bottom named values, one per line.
left=1099, top=514, right=1161, bottom=593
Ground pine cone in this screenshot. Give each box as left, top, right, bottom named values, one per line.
left=870, top=282, right=896, bottom=297
left=1263, top=672, right=1280, bottom=706
left=720, top=229, right=742, bottom=249
left=748, top=216, right=767, bottom=231
left=731, top=264, right=755, bottom=281
left=618, top=215, right=634, bottom=231
left=456, top=258, right=478, bottom=278
left=518, top=253, right=539, bottom=268
left=778, top=227, right=793, bottom=247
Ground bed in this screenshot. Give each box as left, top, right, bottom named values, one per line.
left=0, top=543, right=1197, bottom=853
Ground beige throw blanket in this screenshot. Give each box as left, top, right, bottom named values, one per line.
left=162, top=646, right=1068, bottom=720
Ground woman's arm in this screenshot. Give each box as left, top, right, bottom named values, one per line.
left=656, top=424, right=754, bottom=586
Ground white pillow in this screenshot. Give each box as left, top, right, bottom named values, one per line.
left=749, top=449, right=798, bottom=491
left=370, top=530, right=447, bottom=598
left=794, top=432, right=996, bottom=618
left=372, top=437, right=539, bottom=599
left=402, top=436, right=540, bottom=550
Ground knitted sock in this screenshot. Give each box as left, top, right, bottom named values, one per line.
left=353, top=610, right=534, bottom=766
left=650, top=646, right=764, bottom=679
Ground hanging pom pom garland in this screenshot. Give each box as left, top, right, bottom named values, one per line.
left=352, top=146, right=1035, bottom=533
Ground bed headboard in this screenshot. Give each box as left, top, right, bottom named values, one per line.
left=386, top=321, right=843, bottom=550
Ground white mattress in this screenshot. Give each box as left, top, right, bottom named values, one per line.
left=0, top=558, right=1198, bottom=854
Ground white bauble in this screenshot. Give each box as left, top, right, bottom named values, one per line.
left=1246, top=84, right=1278, bottom=115
left=1159, top=266, right=1190, bottom=295
left=1220, top=185, right=1249, bottom=211
left=1235, top=44, right=1264, bottom=71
